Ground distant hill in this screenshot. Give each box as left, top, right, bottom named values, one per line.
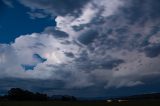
left=113, top=93, right=160, bottom=101
left=51, top=95, right=77, bottom=101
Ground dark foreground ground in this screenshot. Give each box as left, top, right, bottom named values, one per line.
left=0, top=100, right=160, bottom=106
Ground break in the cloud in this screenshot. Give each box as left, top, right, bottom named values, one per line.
left=0, top=0, right=160, bottom=97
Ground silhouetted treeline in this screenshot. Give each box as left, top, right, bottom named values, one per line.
left=0, top=88, right=77, bottom=101
left=7, top=88, right=48, bottom=101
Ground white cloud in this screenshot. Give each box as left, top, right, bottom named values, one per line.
left=93, top=0, right=124, bottom=17
left=0, top=44, right=24, bottom=78
left=0, top=33, right=82, bottom=81
left=70, top=3, right=98, bottom=26
left=55, top=0, right=124, bottom=39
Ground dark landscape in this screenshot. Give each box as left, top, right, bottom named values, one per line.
left=0, top=88, right=160, bottom=106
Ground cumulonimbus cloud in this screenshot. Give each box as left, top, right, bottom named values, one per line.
left=0, top=0, right=160, bottom=97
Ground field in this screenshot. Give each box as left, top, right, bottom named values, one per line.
left=0, top=100, right=160, bottom=106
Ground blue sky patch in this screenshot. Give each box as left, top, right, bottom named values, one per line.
left=0, top=1, right=56, bottom=43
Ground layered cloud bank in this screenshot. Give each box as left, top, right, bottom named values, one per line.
left=0, top=0, right=160, bottom=96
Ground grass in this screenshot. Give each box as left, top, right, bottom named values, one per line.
left=0, top=100, right=160, bottom=106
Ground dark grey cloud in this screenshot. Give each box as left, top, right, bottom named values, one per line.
left=149, top=26, right=160, bottom=36
left=83, top=59, right=125, bottom=70
left=1, top=77, right=160, bottom=97
left=115, top=27, right=128, bottom=35
left=144, top=44, right=160, bottom=58
left=78, top=30, right=98, bottom=45
left=75, top=0, right=160, bottom=53
left=64, top=52, right=74, bottom=58
left=74, top=51, right=125, bottom=71
left=18, top=0, right=91, bottom=17
left=0, top=78, right=65, bottom=95
left=120, top=0, right=160, bottom=24
left=43, top=26, right=69, bottom=38
left=96, top=59, right=125, bottom=70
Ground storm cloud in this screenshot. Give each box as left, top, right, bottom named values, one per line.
left=0, top=0, right=160, bottom=97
